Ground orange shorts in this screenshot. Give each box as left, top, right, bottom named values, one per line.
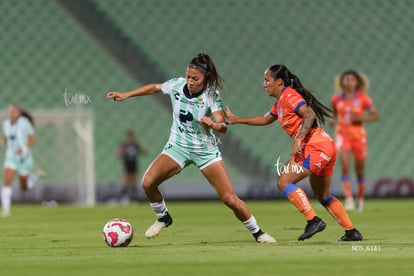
left=294, top=140, right=337, bottom=176
left=335, top=134, right=367, bottom=160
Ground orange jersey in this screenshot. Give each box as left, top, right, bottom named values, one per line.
left=270, top=87, right=332, bottom=144
left=331, top=91, right=373, bottom=140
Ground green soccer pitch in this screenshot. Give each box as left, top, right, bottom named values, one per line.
left=0, top=199, right=413, bottom=275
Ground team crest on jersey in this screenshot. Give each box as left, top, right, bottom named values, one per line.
left=196, top=98, right=205, bottom=108
left=353, top=99, right=360, bottom=105
left=279, top=108, right=283, bottom=118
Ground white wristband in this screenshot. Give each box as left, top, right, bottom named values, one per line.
left=21, top=146, right=29, bottom=156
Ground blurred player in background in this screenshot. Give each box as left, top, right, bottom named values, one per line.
left=226, top=65, right=362, bottom=241
left=106, top=53, right=275, bottom=243
left=1, top=104, right=38, bottom=217
left=117, top=130, right=146, bottom=204
left=329, top=70, right=379, bottom=212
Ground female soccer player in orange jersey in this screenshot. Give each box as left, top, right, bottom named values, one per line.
left=329, top=71, right=379, bottom=212
left=226, top=65, right=362, bottom=241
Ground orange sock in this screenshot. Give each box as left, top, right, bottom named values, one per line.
left=321, top=195, right=354, bottom=230
left=342, top=176, right=353, bottom=199
left=283, top=184, right=316, bottom=221
left=357, top=178, right=366, bottom=199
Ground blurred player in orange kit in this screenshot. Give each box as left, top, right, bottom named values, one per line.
left=226, top=65, right=362, bottom=241
left=330, top=71, right=379, bottom=212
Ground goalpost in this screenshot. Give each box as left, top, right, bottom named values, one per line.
left=0, top=108, right=95, bottom=206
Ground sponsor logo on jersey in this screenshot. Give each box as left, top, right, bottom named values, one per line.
left=179, top=109, right=194, bottom=123
left=320, top=152, right=331, bottom=161
left=196, top=98, right=205, bottom=108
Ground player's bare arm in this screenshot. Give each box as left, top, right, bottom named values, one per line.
left=291, top=104, right=316, bottom=156
left=225, top=107, right=276, bottom=126
left=328, top=107, right=337, bottom=128
left=106, top=84, right=163, bottom=101
left=0, top=136, right=6, bottom=147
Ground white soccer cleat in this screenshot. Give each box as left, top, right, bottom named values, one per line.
left=345, top=198, right=355, bottom=211
left=27, top=168, right=46, bottom=190
left=27, top=173, right=38, bottom=189
left=356, top=199, right=364, bottom=213
left=145, top=212, right=173, bottom=239
left=145, top=221, right=168, bottom=238
left=1, top=211, right=10, bottom=218
left=256, top=233, right=277, bottom=243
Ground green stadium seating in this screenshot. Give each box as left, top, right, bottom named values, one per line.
left=1, top=0, right=413, bottom=186
left=94, top=0, right=414, bottom=178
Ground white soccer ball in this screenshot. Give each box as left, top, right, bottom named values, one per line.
left=102, top=218, right=133, bottom=247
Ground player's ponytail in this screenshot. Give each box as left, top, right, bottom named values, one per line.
left=12, top=104, right=35, bottom=127
left=189, top=53, right=224, bottom=91
left=21, top=110, right=35, bottom=127
left=268, top=65, right=332, bottom=125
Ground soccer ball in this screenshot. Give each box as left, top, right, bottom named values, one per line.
left=102, top=218, right=133, bottom=247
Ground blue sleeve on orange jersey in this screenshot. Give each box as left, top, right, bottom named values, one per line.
left=269, top=101, right=278, bottom=118
left=269, top=110, right=278, bottom=118
left=294, top=101, right=306, bottom=114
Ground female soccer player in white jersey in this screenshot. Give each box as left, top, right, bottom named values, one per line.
left=107, top=53, right=275, bottom=243
left=1, top=104, right=36, bottom=217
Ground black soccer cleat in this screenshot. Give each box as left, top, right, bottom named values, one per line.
left=298, top=216, right=326, bottom=241
left=338, top=228, right=363, bottom=242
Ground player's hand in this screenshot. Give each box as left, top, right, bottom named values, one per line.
left=224, top=106, right=238, bottom=124
left=328, top=118, right=335, bottom=128
left=291, top=138, right=303, bottom=156
left=350, top=113, right=363, bottom=124
left=106, top=92, right=129, bottom=101
left=15, top=147, right=29, bottom=157
left=200, top=116, right=214, bottom=127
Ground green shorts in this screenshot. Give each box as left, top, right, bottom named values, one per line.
left=162, top=142, right=222, bottom=170
left=4, top=154, right=34, bottom=176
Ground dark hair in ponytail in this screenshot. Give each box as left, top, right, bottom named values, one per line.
left=21, top=110, right=35, bottom=127
left=268, top=65, right=332, bottom=125
left=189, top=53, right=224, bottom=91
left=12, top=104, right=35, bottom=127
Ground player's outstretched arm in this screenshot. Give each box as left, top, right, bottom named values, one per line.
left=225, top=107, right=277, bottom=126
left=106, top=84, right=163, bottom=101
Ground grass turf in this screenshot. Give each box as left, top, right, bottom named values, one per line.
left=0, top=199, right=413, bottom=275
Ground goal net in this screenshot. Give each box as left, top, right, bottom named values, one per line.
left=0, top=108, right=95, bottom=206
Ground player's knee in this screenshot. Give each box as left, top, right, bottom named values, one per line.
left=221, top=193, right=239, bottom=209
left=341, top=167, right=349, bottom=175
left=315, top=190, right=330, bottom=203
left=355, top=169, right=364, bottom=178
left=277, top=178, right=289, bottom=191
left=141, top=172, right=154, bottom=191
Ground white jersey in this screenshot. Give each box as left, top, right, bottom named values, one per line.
left=161, top=77, right=224, bottom=151
left=3, top=116, right=34, bottom=159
